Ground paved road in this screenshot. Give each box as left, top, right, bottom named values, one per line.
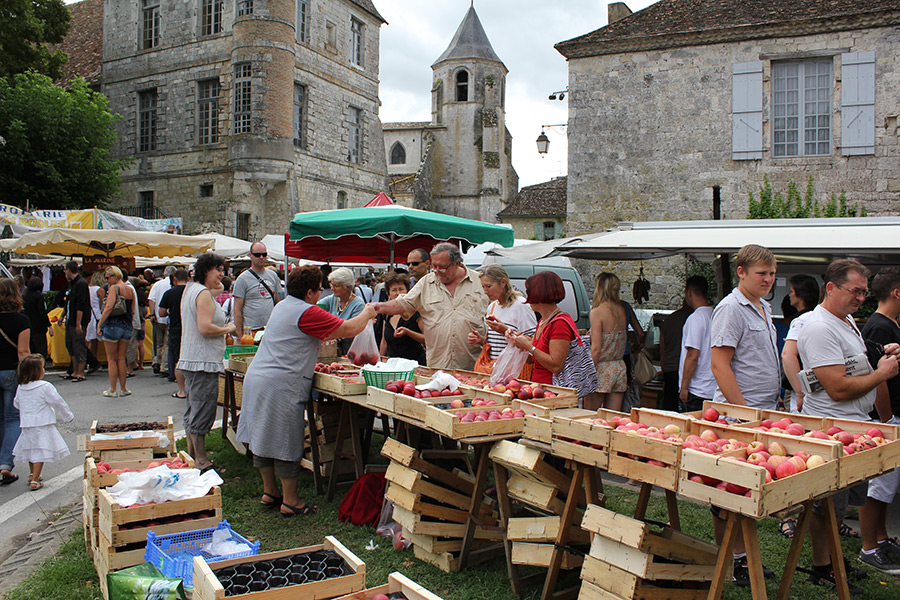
left=0, top=366, right=205, bottom=566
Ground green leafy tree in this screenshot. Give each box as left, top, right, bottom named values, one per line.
left=0, top=72, right=128, bottom=210
left=0, top=0, right=70, bottom=81
left=747, top=175, right=866, bottom=219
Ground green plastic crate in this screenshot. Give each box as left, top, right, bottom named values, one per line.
left=224, top=345, right=257, bottom=358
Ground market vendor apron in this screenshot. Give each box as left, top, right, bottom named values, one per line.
left=236, top=296, right=318, bottom=463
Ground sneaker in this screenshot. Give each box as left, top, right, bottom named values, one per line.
left=810, top=565, right=864, bottom=594
left=844, top=556, right=868, bottom=581
left=859, top=548, right=900, bottom=575
left=878, top=537, right=900, bottom=559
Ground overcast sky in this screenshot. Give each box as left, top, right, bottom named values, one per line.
left=377, top=0, right=658, bottom=188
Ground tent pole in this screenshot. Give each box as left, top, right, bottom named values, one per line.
left=389, top=233, right=395, bottom=270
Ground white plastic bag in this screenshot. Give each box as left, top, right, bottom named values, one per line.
left=491, top=343, right=530, bottom=386
left=202, top=527, right=251, bottom=557
left=415, top=371, right=460, bottom=392
left=106, top=465, right=223, bottom=507
left=347, top=321, right=379, bottom=365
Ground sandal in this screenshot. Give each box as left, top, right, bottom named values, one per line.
left=29, top=479, right=43, bottom=491
left=779, top=517, right=797, bottom=539
left=281, top=502, right=317, bottom=517
left=200, top=463, right=224, bottom=475
left=102, top=390, right=118, bottom=398
left=70, top=376, right=86, bottom=383
left=171, top=392, right=187, bottom=399
left=58, top=374, right=74, bottom=380
left=119, top=390, right=132, bottom=397
left=839, top=522, right=859, bottom=538
left=0, top=471, right=18, bottom=485
left=260, top=493, right=283, bottom=509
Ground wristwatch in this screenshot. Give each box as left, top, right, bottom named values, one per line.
left=529, top=345, right=537, bottom=356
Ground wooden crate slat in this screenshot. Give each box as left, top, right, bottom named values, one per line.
left=506, top=474, right=565, bottom=514
left=412, top=543, right=498, bottom=573
left=577, top=580, right=629, bottom=600
left=489, top=440, right=572, bottom=490
left=331, top=572, right=446, bottom=600
left=581, top=504, right=649, bottom=549
left=511, top=542, right=584, bottom=570
left=386, top=483, right=478, bottom=524
left=392, top=505, right=501, bottom=539
left=98, top=487, right=222, bottom=531
left=507, top=515, right=590, bottom=544
left=401, top=528, right=496, bottom=554
left=385, top=462, right=489, bottom=512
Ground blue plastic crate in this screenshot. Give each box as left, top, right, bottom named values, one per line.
left=144, top=520, right=259, bottom=588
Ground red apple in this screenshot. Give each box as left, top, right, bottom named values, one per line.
left=703, top=407, right=720, bottom=422
left=760, top=419, right=774, bottom=428
left=699, top=429, right=719, bottom=443
left=775, top=461, right=798, bottom=479
left=768, top=441, right=787, bottom=456
left=867, top=427, right=885, bottom=439
left=726, top=482, right=749, bottom=495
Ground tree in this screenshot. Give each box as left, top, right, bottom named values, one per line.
left=747, top=175, right=866, bottom=219
left=0, top=72, right=128, bottom=210
left=0, top=0, right=71, bottom=81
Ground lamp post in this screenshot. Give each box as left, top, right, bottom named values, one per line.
left=535, top=124, right=567, bottom=155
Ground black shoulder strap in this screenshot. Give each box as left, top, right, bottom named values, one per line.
left=248, top=270, right=277, bottom=306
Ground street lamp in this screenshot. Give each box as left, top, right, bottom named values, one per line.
left=535, top=124, right=566, bottom=155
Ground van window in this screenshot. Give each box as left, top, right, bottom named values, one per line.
left=508, top=279, right=580, bottom=327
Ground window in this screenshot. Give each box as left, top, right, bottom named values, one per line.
left=390, top=142, right=406, bottom=165
left=543, top=221, right=557, bottom=241
left=233, top=63, right=252, bottom=134
left=197, top=79, right=220, bottom=145
left=138, top=89, right=158, bottom=152
left=772, top=60, right=832, bottom=157
left=350, top=17, right=364, bottom=67
left=236, top=0, right=253, bottom=17
left=347, top=107, right=362, bottom=163
left=141, top=0, right=160, bottom=50
left=325, top=21, right=337, bottom=52
left=296, top=0, right=310, bottom=43
left=456, top=70, right=469, bottom=102
left=293, top=83, right=307, bottom=148
left=201, top=0, right=223, bottom=36
left=236, top=212, right=250, bottom=241
left=337, top=191, right=347, bottom=209
left=139, top=191, right=155, bottom=219
left=199, top=184, right=214, bottom=197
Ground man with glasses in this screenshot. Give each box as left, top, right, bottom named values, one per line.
left=798, top=258, right=900, bottom=588
left=375, top=242, right=487, bottom=369
left=233, top=242, right=282, bottom=336
left=406, top=248, right=430, bottom=287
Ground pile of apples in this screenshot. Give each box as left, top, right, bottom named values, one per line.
left=456, top=407, right=528, bottom=422
left=479, top=377, right=556, bottom=401
left=383, top=380, right=464, bottom=399
left=346, top=350, right=378, bottom=366
left=96, top=457, right=189, bottom=474
left=452, top=374, right=491, bottom=387
left=315, top=362, right=354, bottom=374
left=752, top=417, right=888, bottom=455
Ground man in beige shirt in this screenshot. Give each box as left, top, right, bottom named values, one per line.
left=374, top=243, right=487, bottom=369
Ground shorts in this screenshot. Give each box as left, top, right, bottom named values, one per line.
left=182, top=370, right=219, bottom=435
left=812, top=482, right=868, bottom=522
left=252, top=455, right=302, bottom=479
left=65, top=325, right=88, bottom=362
left=680, top=392, right=709, bottom=413
left=101, top=321, right=134, bottom=342
left=135, top=330, right=145, bottom=341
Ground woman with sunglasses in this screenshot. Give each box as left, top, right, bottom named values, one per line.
left=96, top=267, right=136, bottom=398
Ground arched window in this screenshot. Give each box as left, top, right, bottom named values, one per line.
left=390, top=142, right=406, bottom=165
left=337, top=191, right=347, bottom=209
left=455, top=70, right=468, bottom=102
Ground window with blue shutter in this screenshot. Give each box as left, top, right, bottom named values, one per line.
left=732, top=62, right=763, bottom=160
left=841, top=52, right=875, bottom=156
left=533, top=221, right=542, bottom=240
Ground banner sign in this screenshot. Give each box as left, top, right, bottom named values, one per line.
left=97, top=210, right=183, bottom=234
left=83, top=255, right=136, bottom=273
left=0, top=204, right=94, bottom=236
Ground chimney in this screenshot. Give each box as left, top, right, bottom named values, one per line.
left=608, top=2, right=633, bottom=24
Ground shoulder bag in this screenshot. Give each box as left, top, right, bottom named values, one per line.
left=630, top=344, right=656, bottom=386
left=109, top=285, right=127, bottom=317
left=248, top=270, right=278, bottom=306
left=545, top=313, right=598, bottom=399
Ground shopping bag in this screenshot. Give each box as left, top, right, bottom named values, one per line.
left=346, top=320, right=379, bottom=366
left=491, top=343, right=530, bottom=386
left=473, top=343, right=495, bottom=374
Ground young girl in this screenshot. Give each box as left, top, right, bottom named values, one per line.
left=13, top=355, right=74, bottom=491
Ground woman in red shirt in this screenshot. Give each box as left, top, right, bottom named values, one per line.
left=507, top=271, right=577, bottom=384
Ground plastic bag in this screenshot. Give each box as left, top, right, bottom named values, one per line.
left=107, top=563, right=186, bottom=600
left=347, top=321, right=379, bottom=366
left=491, top=343, right=530, bottom=386
left=202, top=526, right=252, bottom=557
left=106, top=465, right=223, bottom=507
left=375, top=499, right=401, bottom=538
left=416, top=371, right=460, bottom=393
left=631, top=347, right=656, bottom=386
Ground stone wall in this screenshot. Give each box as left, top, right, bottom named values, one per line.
left=566, top=25, right=900, bottom=306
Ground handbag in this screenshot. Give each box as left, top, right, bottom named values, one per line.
left=631, top=346, right=656, bottom=386
left=546, top=314, right=598, bottom=399
left=473, top=343, right=495, bottom=374
left=109, top=286, right=127, bottom=317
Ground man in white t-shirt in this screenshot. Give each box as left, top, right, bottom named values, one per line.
left=797, top=259, right=899, bottom=588
left=147, top=266, right=174, bottom=375
left=678, top=276, right=715, bottom=412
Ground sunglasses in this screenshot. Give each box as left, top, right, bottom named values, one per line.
left=407, top=261, right=423, bottom=267
left=251, top=252, right=267, bottom=257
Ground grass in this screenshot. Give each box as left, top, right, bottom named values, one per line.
left=5, top=431, right=900, bottom=600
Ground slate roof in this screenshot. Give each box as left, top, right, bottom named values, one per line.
left=351, top=0, right=386, bottom=24
left=433, top=5, right=505, bottom=68
left=498, top=177, right=567, bottom=218
left=557, top=0, right=900, bottom=58
left=54, top=0, right=103, bottom=86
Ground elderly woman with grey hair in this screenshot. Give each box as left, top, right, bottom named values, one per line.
left=317, top=267, right=365, bottom=354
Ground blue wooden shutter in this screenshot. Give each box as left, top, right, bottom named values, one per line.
left=533, top=221, right=542, bottom=240
left=841, top=51, right=875, bottom=156
left=732, top=62, right=763, bottom=160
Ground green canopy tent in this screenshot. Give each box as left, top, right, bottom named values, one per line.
left=287, top=205, right=515, bottom=265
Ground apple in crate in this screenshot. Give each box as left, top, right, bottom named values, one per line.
left=450, top=399, right=464, bottom=409
left=703, top=407, right=719, bottom=422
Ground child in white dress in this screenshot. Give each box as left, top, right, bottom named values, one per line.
left=13, top=355, right=74, bottom=491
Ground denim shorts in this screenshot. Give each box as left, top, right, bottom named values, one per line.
left=101, top=321, right=134, bottom=342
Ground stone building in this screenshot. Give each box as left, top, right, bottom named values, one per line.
left=556, top=0, right=900, bottom=304
left=64, top=0, right=388, bottom=238
left=497, top=176, right=567, bottom=240
left=382, top=5, right=518, bottom=223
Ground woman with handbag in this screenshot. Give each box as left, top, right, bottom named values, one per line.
left=0, top=278, right=31, bottom=485
left=96, top=267, right=136, bottom=398
left=468, top=264, right=536, bottom=375
left=589, top=273, right=627, bottom=411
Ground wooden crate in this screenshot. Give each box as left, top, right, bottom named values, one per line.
left=97, top=487, right=222, bottom=542
left=687, top=421, right=758, bottom=446
left=578, top=575, right=710, bottom=600
left=193, top=536, right=365, bottom=600
left=754, top=410, right=827, bottom=432
left=415, top=367, right=487, bottom=387
left=331, top=572, right=445, bottom=600
left=460, top=384, right=579, bottom=410
left=401, top=529, right=497, bottom=555
left=551, top=415, right=614, bottom=470
left=79, top=417, right=175, bottom=456
left=380, top=438, right=477, bottom=496
left=412, top=543, right=498, bottom=573
left=227, top=352, right=256, bottom=373
left=604, top=409, right=694, bottom=491
left=684, top=400, right=761, bottom=423
left=84, top=451, right=194, bottom=489
left=394, top=389, right=476, bottom=423
left=392, top=505, right=502, bottom=539
left=216, top=374, right=243, bottom=408
left=507, top=515, right=590, bottom=544
left=314, top=369, right=367, bottom=396
left=512, top=542, right=584, bottom=569
left=424, top=405, right=524, bottom=440
left=490, top=440, right=572, bottom=490
left=824, top=418, right=900, bottom=488
left=385, top=462, right=495, bottom=519
left=678, top=433, right=841, bottom=518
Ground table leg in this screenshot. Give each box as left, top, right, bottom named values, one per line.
left=740, top=516, right=767, bottom=600
left=823, top=496, right=851, bottom=600
left=458, top=443, right=492, bottom=571
left=665, top=489, right=681, bottom=531
left=222, top=372, right=233, bottom=439
left=306, top=400, right=324, bottom=496
left=707, top=511, right=739, bottom=600
left=493, top=461, right=524, bottom=596
left=776, top=502, right=813, bottom=600
left=634, top=482, right=652, bottom=521
left=540, top=467, right=585, bottom=600
left=326, top=399, right=350, bottom=501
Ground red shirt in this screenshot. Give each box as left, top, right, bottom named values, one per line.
left=531, top=312, right=578, bottom=384
left=298, top=305, right=343, bottom=340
